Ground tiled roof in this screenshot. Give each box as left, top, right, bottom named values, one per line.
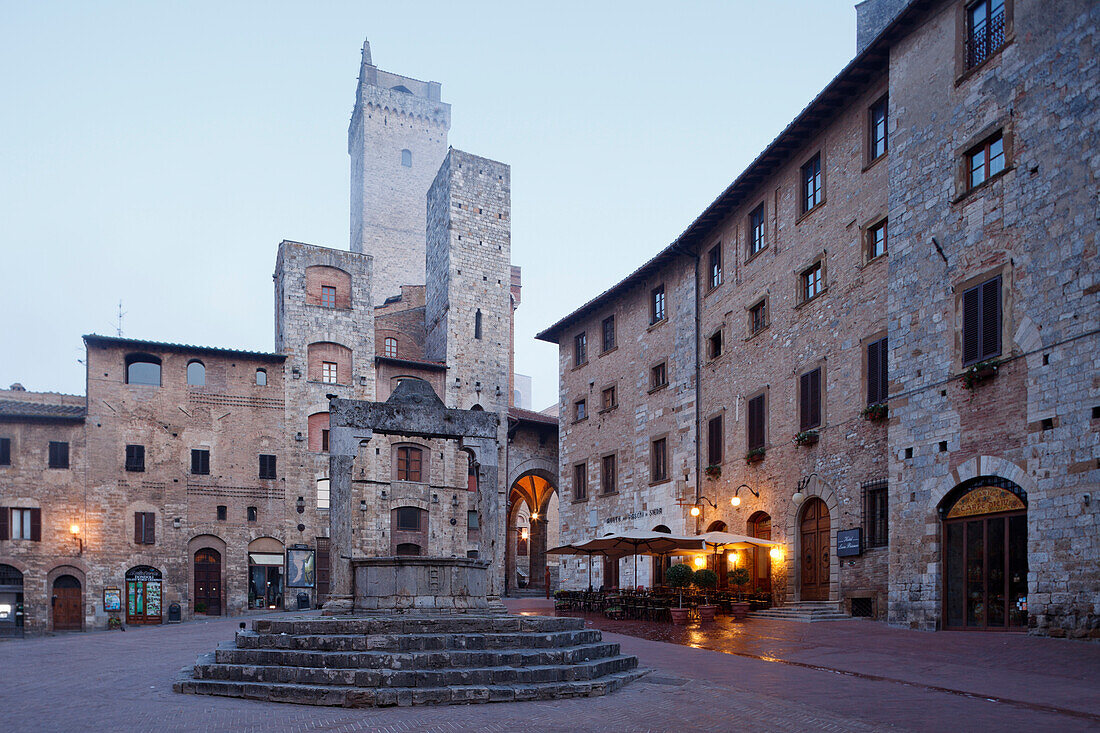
left=509, top=406, right=558, bottom=427
left=0, top=399, right=86, bottom=420
left=83, top=334, right=285, bottom=361
left=374, top=355, right=448, bottom=371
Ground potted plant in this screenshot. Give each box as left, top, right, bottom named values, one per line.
left=963, top=359, right=1000, bottom=389
left=862, top=402, right=888, bottom=422
left=795, top=430, right=819, bottom=446
left=727, top=568, right=751, bottom=620
left=693, top=568, right=719, bottom=622
left=704, top=464, right=722, bottom=480
left=665, top=563, right=694, bottom=625
left=745, top=447, right=766, bottom=464
left=195, top=601, right=207, bottom=615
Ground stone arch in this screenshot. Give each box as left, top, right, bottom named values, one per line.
left=785, top=475, right=839, bottom=602
left=932, top=455, right=1033, bottom=511
left=46, top=564, right=86, bottom=632
left=506, top=468, right=558, bottom=596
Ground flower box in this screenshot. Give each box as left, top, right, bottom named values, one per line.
left=795, top=430, right=819, bottom=446
left=862, top=403, right=888, bottom=422
left=745, top=448, right=766, bottom=464
left=963, top=360, right=1000, bottom=389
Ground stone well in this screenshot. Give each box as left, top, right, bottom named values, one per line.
left=350, top=556, right=505, bottom=614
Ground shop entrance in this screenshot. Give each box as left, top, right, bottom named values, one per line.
left=52, top=575, right=82, bottom=631
left=748, top=511, right=772, bottom=594
left=125, top=566, right=162, bottom=624
left=193, top=548, right=222, bottom=615
left=249, top=548, right=284, bottom=610
left=799, top=498, right=831, bottom=601
left=0, top=564, right=24, bottom=636
left=941, top=478, right=1028, bottom=630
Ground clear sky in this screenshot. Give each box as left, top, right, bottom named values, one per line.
left=0, top=1, right=857, bottom=410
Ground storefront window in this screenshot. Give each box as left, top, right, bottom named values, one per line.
left=125, top=566, right=162, bottom=625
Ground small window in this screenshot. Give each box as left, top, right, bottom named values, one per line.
left=801, top=262, right=824, bottom=302
left=474, top=310, right=483, bottom=340
left=321, top=429, right=330, bottom=452
left=801, top=153, right=823, bottom=213
left=48, top=441, right=69, bottom=469
left=395, top=507, right=421, bottom=532
left=651, top=438, right=668, bottom=483
left=708, top=244, right=722, bottom=290
left=125, top=444, right=145, bottom=472
left=247, top=506, right=257, bottom=522
left=601, top=454, right=616, bottom=495
left=259, top=454, right=277, bottom=480
left=191, top=449, right=210, bottom=475
left=747, top=394, right=766, bottom=451
left=396, top=542, right=421, bottom=556
left=384, top=337, right=398, bottom=358
left=862, top=479, right=889, bottom=548
left=216, top=505, right=227, bottom=521
left=749, top=299, right=768, bottom=335
left=321, top=361, right=338, bottom=384
left=125, top=354, right=161, bottom=386
left=317, top=478, right=330, bottom=510
left=966, top=0, right=1006, bottom=69
left=574, top=399, right=587, bottom=422
left=967, top=132, right=1006, bottom=189
left=650, top=362, right=668, bottom=390
left=134, top=511, right=155, bottom=545
left=321, top=285, right=336, bottom=309
left=574, top=332, right=587, bottom=367
left=601, top=315, right=616, bottom=352
left=748, top=204, right=766, bottom=256
left=186, top=360, right=205, bottom=386
left=707, top=415, right=723, bottom=465
left=708, top=330, right=723, bottom=360
left=467, top=510, right=479, bottom=531
left=401, top=149, right=412, bottom=167
left=651, top=285, right=666, bottom=324
left=799, top=368, right=823, bottom=431
left=868, top=219, right=888, bottom=260
left=255, top=369, right=267, bottom=386
left=396, top=446, right=423, bottom=482
left=10, top=508, right=40, bottom=541
left=573, top=462, right=587, bottom=501
left=867, top=337, right=889, bottom=406
left=962, top=275, right=1002, bottom=365
left=869, top=97, right=888, bottom=159
left=466, top=550, right=479, bottom=560
left=601, top=386, right=617, bottom=411
left=0, top=437, right=9, bottom=465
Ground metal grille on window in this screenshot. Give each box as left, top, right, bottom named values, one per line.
left=862, top=479, right=889, bottom=548
left=966, top=0, right=1006, bottom=69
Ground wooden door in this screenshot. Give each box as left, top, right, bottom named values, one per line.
left=603, top=556, right=619, bottom=590
left=315, top=537, right=330, bottom=605
left=52, top=575, right=82, bottom=631
left=800, top=499, right=831, bottom=601
left=748, top=512, right=772, bottom=594
left=194, top=549, right=222, bottom=615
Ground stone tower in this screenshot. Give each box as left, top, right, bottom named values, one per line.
left=348, top=39, right=451, bottom=302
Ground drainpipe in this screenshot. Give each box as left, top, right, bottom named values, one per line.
left=671, top=243, right=702, bottom=526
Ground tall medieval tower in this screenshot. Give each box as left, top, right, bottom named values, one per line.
left=348, top=40, right=451, bottom=303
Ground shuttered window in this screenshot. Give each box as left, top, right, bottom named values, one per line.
left=134, top=512, right=155, bottom=545
left=867, top=337, right=889, bottom=405
left=707, top=415, right=723, bottom=465
left=0, top=437, right=10, bottom=465
left=48, top=441, right=69, bottom=469
left=651, top=438, right=668, bottom=482
left=2, top=507, right=41, bottom=541
left=747, top=395, right=766, bottom=451
left=191, top=449, right=210, bottom=475
left=259, top=454, right=277, bottom=480
left=601, top=454, right=617, bottom=495
left=125, top=444, right=145, bottom=472
left=573, top=462, right=587, bottom=501
left=799, top=369, right=822, bottom=431
left=396, top=447, right=423, bottom=482
left=962, top=276, right=1001, bottom=366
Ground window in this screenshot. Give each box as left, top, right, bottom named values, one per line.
left=48, top=441, right=69, bottom=469
left=869, top=97, right=888, bottom=159
left=7, top=508, right=40, bottom=541
left=708, top=330, right=723, bottom=360
left=401, top=149, right=412, bottom=167
left=247, top=506, right=257, bottom=522
left=384, top=337, right=398, bottom=358
left=707, top=415, right=723, bottom=466
left=0, top=437, right=9, bottom=465
left=650, top=362, right=668, bottom=390
left=573, top=462, right=587, bottom=501
left=862, top=479, right=889, bottom=548
left=601, top=315, right=616, bottom=352
left=799, top=368, right=822, bottom=431
left=255, top=369, right=267, bottom=386
left=747, top=394, right=766, bottom=451
left=801, top=262, right=823, bottom=302
left=708, top=244, right=722, bottom=290
left=601, top=386, right=617, bottom=411
left=749, top=299, right=767, bottom=335
left=651, top=438, right=668, bottom=483
left=317, top=478, right=330, bottom=510
left=321, top=429, right=330, bottom=452
left=574, top=399, right=587, bottom=422
left=867, top=337, right=889, bottom=405
left=868, top=219, right=888, bottom=260
left=396, top=542, right=421, bottom=556
left=962, top=275, right=1002, bottom=365
left=966, top=0, right=1006, bottom=69
left=967, top=132, right=1006, bottom=189
left=395, top=507, right=421, bottom=531
left=801, top=153, right=823, bottom=213
left=321, top=361, right=338, bottom=384
left=474, top=310, right=483, bottom=340
left=216, top=505, right=227, bottom=521
left=125, top=354, right=161, bottom=386
left=573, top=332, right=587, bottom=366
left=601, top=454, right=616, bottom=495
left=125, top=444, right=145, bottom=472
left=396, top=446, right=423, bottom=482
left=186, top=360, right=205, bottom=386
left=134, top=512, right=155, bottom=545
left=191, top=449, right=210, bottom=475
left=259, top=454, right=277, bottom=480
left=748, top=204, right=766, bottom=256
left=319, top=285, right=337, bottom=309
left=651, top=285, right=666, bottom=324
left=467, top=510, right=479, bottom=531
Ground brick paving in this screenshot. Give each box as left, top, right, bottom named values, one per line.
left=0, top=601, right=1097, bottom=732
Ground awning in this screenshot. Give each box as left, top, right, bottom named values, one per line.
left=249, top=553, right=284, bottom=566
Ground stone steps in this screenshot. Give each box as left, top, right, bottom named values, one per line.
left=236, top=628, right=602, bottom=652
left=254, top=614, right=584, bottom=636
left=749, top=601, right=851, bottom=622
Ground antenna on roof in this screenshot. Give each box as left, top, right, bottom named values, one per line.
left=116, top=300, right=126, bottom=337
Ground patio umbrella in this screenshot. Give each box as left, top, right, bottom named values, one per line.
left=550, top=530, right=707, bottom=589
left=680, top=531, right=782, bottom=583
left=546, top=543, right=616, bottom=591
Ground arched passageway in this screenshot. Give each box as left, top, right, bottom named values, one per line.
left=506, top=472, right=557, bottom=595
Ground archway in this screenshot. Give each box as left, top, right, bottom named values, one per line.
left=799, top=498, right=831, bottom=601
left=747, top=511, right=772, bottom=595
left=506, top=470, right=557, bottom=595
left=194, top=548, right=222, bottom=615
left=0, top=564, right=24, bottom=636
left=125, top=565, right=163, bottom=625
left=52, top=575, right=82, bottom=631
left=248, top=537, right=285, bottom=610
left=939, top=476, right=1028, bottom=630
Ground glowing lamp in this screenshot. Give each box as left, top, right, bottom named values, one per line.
left=730, top=551, right=740, bottom=566
left=731, top=496, right=741, bottom=507
left=531, top=512, right=539, bottom=521
left=689, top=505, right=701, bottom=517
left=520, top=528, right=529, bottom=540
left=693, top=556, right=705, bottom=568
left=69, top=524, right=80, bottom=536
left=769, top=547, right=782, bottom=561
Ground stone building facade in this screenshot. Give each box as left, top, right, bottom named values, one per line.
left=539, top=0, right=1098, bottom=635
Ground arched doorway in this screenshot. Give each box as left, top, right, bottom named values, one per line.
left=748, top=511, right=772, bottom=595
left=125, top=566, right=162, bottom=625
left=194, top=548, right=222, bottom=615
left=52, top=575, right=82, bottom=631
left=940, top=476, right=1028, bottom=630
left=248, top=538, right=285, bottom=610
left=506, top=470, right=556, bottom=595
left=0, top=564, right=24, bottom=636
left=799, top=498, right=830, bottom=601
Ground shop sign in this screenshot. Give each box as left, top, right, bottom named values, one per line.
left=837, top=528, right=862, bottom=557
left=103, top=587, right=122, bottom=612
left=946, top=486, right=1025, bottom=519
left=603, top=507, right=663, bottom=525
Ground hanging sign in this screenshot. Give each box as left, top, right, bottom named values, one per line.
left=946, top=486, right=1025, bottom=519
left=837, top=528, right=862, bottom=557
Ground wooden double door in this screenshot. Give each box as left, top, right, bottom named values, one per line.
left=194, top=549, right=222, bottom=615
left=800, top=499, right=831, bottom=601
left=52, top=575, right=82, bottom=631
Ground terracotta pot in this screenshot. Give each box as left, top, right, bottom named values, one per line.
left=670, top=607, right=690, bottom=625
left=730, top=602, right=750, bottom=620
left=698, top=604, right=717, bottom=622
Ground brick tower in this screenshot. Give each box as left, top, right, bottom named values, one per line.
left=348, top=40, right=451, bottom=303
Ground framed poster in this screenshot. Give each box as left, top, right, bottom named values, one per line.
left=286, top=548, right=316, bottom=588
left=103, top=587, right=122, bottom=612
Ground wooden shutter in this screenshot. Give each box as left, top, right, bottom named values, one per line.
left=981, top=276, right=1001, bottom=361
left=800, top=370, right=820, bottom=430
left=134, top=512, right=143, bottom=543
left=962, top=283, right=981, bottom=365
left=0, top=507, right=8, bottom=541
left=144, top=512, right=155, bottom=545
left=799, top=373, right=812, bottom=430
left=748, top=395, right=765, bottom=450
left=29, top=508, right=41, bottom=541
left=878, top=338, right=888, bottom=403
left=867, top=341, right=881, bottom=405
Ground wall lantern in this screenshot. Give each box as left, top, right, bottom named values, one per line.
left=451, top=494, right=459, bottom=507
left=729, top=551, right=740, bottom=566
left=296, top=496, right=305, bottom=514
left=520, top=527, right=529, bottom=540
left=70, top=523, right=83, bottom=555
left=693, top=556, right=706, bottom=568
left=731, top=484, right=760, bottom=508
left=769, top=547, right=783, bottom=561
left=689, top=505, right=701, bottom=517
left=360, top=500, right=367, bottom=511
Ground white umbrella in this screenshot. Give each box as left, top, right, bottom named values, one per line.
left=548, top=530, right=707, bottom=589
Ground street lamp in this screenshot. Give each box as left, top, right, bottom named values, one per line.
left=730, top=484, right=760, bottom=508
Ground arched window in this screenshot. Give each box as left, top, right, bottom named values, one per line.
left=396, top=543, right=421, bottom=556
left=308, top=412, right=330, bottom=453
left=316, top=478, right=330, bottom=509
left=384, top=337, right=398, bottom=358
left=396, top=446, right=423, bottom=482
left=401, top=149, right=412, bottom=167
left=255, top=369, right=267, bottom=386
left=126, top=354, right=161, bottom=386
left=186, top=360, right=205, bottom=386
left=475, top=309, right=483, bottom=340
